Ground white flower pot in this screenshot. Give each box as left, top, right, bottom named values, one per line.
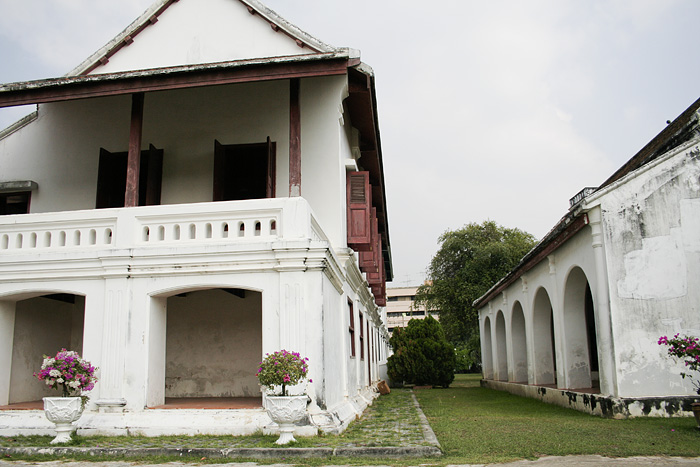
left=43, top=396, right=84, bottom=444
left=265, top=395, right=308, bottom=444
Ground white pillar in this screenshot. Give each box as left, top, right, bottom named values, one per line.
left=93, top=278, right=129, bottom=411
left=0, top=300, right=16, bottom=405
left=588, top=207, right=617, bottom=396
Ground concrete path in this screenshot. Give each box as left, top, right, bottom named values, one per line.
left=3, top=457, right=700, bottom=466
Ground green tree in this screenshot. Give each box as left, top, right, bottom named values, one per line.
left=387, top=315, right=455, bottom=388
left=415, top=221, right=537, bottom=347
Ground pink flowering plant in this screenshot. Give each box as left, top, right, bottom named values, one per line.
left=658, top=334, right=700, bottom=395
left=256, top=350, right=310, bottom=396
left=34, top=349, right=98, bottom=399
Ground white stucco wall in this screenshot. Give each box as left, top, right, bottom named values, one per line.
left=8, top=296, right=84, bottom=404
left=300, top=75, right=350, bottom=249
left=88, top=0, right=312, bottom=75
left=592, top=140, right=700, bottom=397
left=479, top=138, right=700, bottom=402
left=165, top=289, right=262, bottom=398
left=0, top=75, right=355, bottom=250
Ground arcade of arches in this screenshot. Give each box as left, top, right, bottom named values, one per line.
left=480, top=266, right=601, bottom=393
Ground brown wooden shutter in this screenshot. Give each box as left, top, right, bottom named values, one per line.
left=144, top=144, right=163, bottom=206
left=347, top=171, right=371, bottom=250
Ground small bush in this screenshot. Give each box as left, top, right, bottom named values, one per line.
left=387, top=315, right=455, bottom=387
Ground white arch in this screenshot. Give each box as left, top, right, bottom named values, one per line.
left=511, top=301, right=528, bottom=383
left=532, top=287, right=556, bottom=385
left=495, top=310, right=508, bottom=381
left=482, top=316, right=493, bottom=379
left=562, top=266, right=595, bottom=389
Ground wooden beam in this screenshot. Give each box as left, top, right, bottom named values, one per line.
left=289, top=78, right=301, bottom=197
left=0, top=58, right=350, bottom=109
left=125, top=92, right=144, bottom=207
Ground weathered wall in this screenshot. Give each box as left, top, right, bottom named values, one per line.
left=165, top=288, right=262, bottom=398
left=9, top=296, right=84, bottom=404
left=596, top=141, right=700, bottom=397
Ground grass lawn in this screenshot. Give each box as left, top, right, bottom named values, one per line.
left=415, top=373, right=700, bottom=465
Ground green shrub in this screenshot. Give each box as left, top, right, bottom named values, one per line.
left=387, top=315, right=456, bottom=387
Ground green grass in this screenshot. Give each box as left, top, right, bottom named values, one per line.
left=2, top=375, right=699, bottom=466
left=415, top=374, right=700, bottom=465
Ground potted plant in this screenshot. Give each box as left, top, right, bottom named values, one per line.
left=34, top=348, right=98, bottom=444
left=256, top=349, right=311, bottom=444
left=658, top=334, right=700, bottom=428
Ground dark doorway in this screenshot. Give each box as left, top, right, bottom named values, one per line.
left=96, top=144, right=163, bottom=208
left=213, top=138, right=275, bottom=201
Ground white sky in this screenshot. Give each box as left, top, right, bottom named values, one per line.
left=1, top=0, right=699, bottom=286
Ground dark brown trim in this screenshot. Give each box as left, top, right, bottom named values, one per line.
left=234, top=0, right=322, bottom=52
left=125, top=92, right=145, bottom=207
left=0, top=57, right=351, bottom=109
left=476, top=214, right=589, bottom=307
left=289, top=77, right=301, bottom=196
left=81, top=0, right=181, bottom=75
left=599, top=97, right=700, bottom=189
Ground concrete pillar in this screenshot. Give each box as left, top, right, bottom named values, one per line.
left=93, top=278, right=129, bottom=411
left=588, top=207, right=618, bottom=396
left=0, top=300, right=16, bottom=405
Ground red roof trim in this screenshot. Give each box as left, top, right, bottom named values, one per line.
left=81, top=0, right=181, bottom=75
left=0, top=56, right=351, bottom=108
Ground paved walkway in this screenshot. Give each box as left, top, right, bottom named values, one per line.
left=2, top=457, right=700, bottom=466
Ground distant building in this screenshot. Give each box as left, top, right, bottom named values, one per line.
left=386, top=285, right=438, bottom=335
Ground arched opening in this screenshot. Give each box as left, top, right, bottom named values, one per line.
left=563, top=267, right=598, bottom=390
left=482, top=316, right=493, bottom=380
left=495, top=310, right=508, bottom=381
left=511, top=301, right=528, bottom=383
left=532, top=287, right=556, bottom=385
left=1, top=293, right=85, bottom=407
left=151, top=288, right=262, bottom=409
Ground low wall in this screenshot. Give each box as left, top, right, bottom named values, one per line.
left=482, top=380, right=699, bottom=419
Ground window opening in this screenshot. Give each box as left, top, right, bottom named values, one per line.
left=213, top=138, right=276, bottom=201
left=96, top=144, right=163, bottom=208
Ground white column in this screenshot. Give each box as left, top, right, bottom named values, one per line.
left=547, top=255, right=566, bottom=389
left=588, top=207, right=617, bottom=396
left=0, top=300, right=16, bottom=405
left=93, top=278, right=129, bottom=411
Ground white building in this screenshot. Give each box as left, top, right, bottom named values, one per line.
left=386, top=285, right=438, bottom=335
left=0, top=0, right=392, bottom=436
left=475, top=97, right=700, bottom=418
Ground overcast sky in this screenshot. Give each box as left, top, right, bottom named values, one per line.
left=1, top=0, right=699, bottom=286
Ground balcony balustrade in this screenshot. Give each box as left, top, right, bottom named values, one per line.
left=0, top=198, right=323, bottom=256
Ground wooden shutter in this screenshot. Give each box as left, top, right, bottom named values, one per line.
left=144, top=144, right=163, bottom=206
left=347, top=171, right=371, bottom=250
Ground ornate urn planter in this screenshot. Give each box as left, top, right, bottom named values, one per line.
left=265, top=395, right=308, bottom=444
left=692, top=402, right=700, bottom=429
left=43, top=396, right=84, bottom=444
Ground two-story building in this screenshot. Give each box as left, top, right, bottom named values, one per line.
left=0, top=0, right=392, bottom=436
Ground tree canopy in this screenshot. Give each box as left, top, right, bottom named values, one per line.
left=415, top=220, right=537, bottom=344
